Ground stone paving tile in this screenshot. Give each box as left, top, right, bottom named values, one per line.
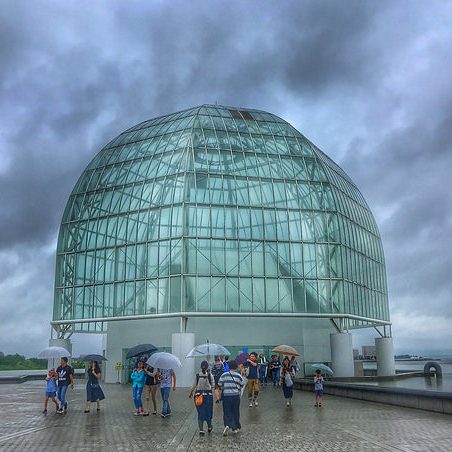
left=0, top=381, right=451, bottom=451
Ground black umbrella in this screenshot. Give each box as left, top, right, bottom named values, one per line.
left=126, top=344, right=158, bottom=359
left=80, top=354, right=107, bottom=362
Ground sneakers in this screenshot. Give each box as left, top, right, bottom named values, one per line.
left=232, top=429, right=240, bottom=434
left=84, top=410, right=90, bottom=413
left=249, top=401, right=253, bottom=407
left=64, top=402, right=68, bottom=412
left=286, top=401, right=290, bottom=407
left=207, top=426, right=213, bottom=433
left=254, top=400, right=259, bottom=407
left=57, top=408, right=64, bottom=414
left=152, top=411, right=157, bottom=415
left=42, top=409, right=47, bottom=414
left=134, top=411, right=140, bottom=416
left=142, top=413, right=150, bottom=416
left=223, top=426, right=230, bottom=436
left=199, top=430, right=205, bottom=436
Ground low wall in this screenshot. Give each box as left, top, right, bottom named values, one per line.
left=0, top=369, right=85, bottom=384
left=294, top=379, right=452, bottom=415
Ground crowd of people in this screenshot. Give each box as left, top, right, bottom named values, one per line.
left=42, top=352, right=326, bottom=437
left=186, top=352, right=323, bottom=436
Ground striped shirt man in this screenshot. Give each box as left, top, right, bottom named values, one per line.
left=218, top=371, right=244, bottom=396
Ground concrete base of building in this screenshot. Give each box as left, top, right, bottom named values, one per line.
left=375, top=336, right=395, bottom=376
left=330, top=332, right=354, bottom=377
left=103, top=316, right=336, bottom=385
left=171, top=332, right=195, bottom=387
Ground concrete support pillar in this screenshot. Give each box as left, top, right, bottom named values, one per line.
left=375, top=336, right=395, bottom=376
left=171, top=333, right=195, bottom=388
left=48, top=338, right=72, bottom=369
left=330, top=332, right=354, bottom=377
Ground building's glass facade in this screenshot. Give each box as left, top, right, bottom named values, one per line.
left=54, top=105, right=389, bottom=332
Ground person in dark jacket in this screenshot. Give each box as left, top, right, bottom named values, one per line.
left=84, top=360, right=105, bottom=413
left=56, top=357, right=74, bottom=414
left=211, top=356, right=225, bottom=403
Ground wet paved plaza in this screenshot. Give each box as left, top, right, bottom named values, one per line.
left=0, top=380, right=451, bottom=451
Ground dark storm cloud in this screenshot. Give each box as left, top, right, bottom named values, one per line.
left=0, top=0, right=451, bottom=354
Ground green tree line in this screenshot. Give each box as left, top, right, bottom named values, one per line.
left=0, top=354, right=85, bottom=370
left=0, top=354, right=47, bottom=370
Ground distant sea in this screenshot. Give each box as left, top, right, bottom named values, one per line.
left=363, top=360, right=452, bottom=393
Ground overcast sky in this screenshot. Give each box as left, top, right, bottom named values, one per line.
left=1, top=1, right=451, bottom=358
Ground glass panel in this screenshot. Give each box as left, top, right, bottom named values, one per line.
left=211, top=277, right=225, bottom=312
left=239, top=277, right=252, bottom=311
left=266, top=279, right=279, bottom=312
left=226, top=278, right=239, bottom=312
left=279, top=279, right=293, bottom=312
left=253, top=278, right=265, bottom=312
left=252, top=242, right=264, bottom=276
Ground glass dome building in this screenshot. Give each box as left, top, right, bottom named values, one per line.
left=52, top=105, right=392, bottom=382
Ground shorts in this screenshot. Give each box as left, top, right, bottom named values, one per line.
left=46, top=391, right=57, bottom=398
left=315, top=389, right=323, bottom=396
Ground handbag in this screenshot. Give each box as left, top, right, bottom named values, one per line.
left=284, top=370, right=293, bottom=387
left=194, top=393, right=203, bottom=406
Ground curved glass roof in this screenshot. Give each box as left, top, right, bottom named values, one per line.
left=54, top=105, right=389, bottom=332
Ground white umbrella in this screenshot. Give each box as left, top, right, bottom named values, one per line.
left=146, top=352, right=182, bottom=370
left=186, top=343, right=230, bottom=358
left=38, top=346, right=71, bottom=359
left=310, top=363, right=334, bottom=375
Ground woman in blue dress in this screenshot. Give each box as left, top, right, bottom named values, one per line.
left=84, top=360, right=105, bottom=413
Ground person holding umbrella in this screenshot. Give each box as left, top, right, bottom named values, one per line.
left=314, top=369, right=325, bottom=407
left=143, top=364, right=159, bottom=416
left=84, top=360, right=105, bottom=413
left=131, top=360, right=146, bottom=416
left=188, top=360, right=214, bottom=436
left=145, top=351, right=180, bottom=418
left=280, top=356, right=295, bottom=407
